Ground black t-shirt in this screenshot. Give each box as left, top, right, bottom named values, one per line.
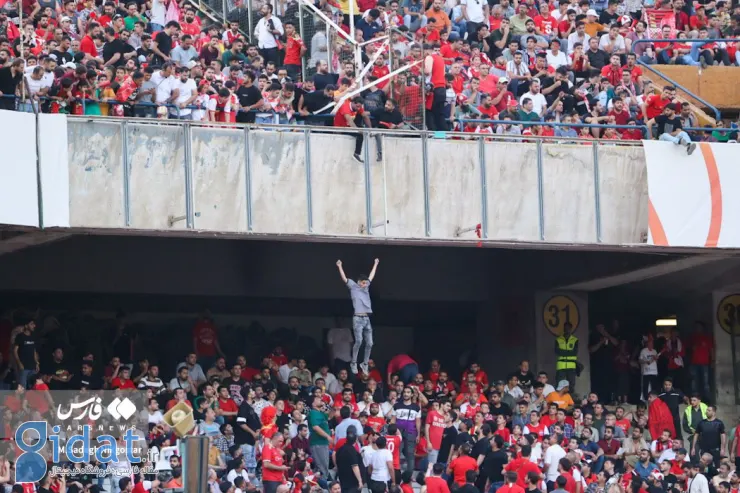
left=235, top=400, right=261, bottom=445
left=43, top=359, right=74, bottom=390
left=456, top=431, right=474, bottom=448
left=375, top=108, right=404, bottom=128
left=336, top=442, right=362, bottom=488
left=586, top=48, right=609, bottom=69
left=518, top=371, right=535, bottom=391
left=599, top=11, right=619, bottom=25
left=51, top=49, right=74, bottom=64
left=489, top=402, right=512, bottom=419
left=696, top=418, right=725, bottom=451
left=458, top=484, right=481, bottom=493
left=14, top=332, right=37, bottom=368
left=313, top=72, right=339, bottom=91
left=73, top=372, right=102, bottom=390
left=481, top=449, right=508, bottom=483
left=0, top=66, right=22, bottom=95
left=103, top=38, right=127, bottom=66
left=655, top=115, right=683, bottom=136
left=236, top=84, right=262, bottom=107
left=154, top=31, right=173, bottom=63
left=361, top=88, right=386, bottom=114
left=301, top=90, right=333, bottom=113
left=439, top=425, right=458, bottom=463
left=471, top=436, right=491, bottom=462
left=223, top=377, right=248, bottom=404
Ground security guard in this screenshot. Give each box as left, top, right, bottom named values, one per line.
left=555, top=322, right=579, bottom=392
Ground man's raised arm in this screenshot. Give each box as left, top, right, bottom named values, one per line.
left=368, top=258, right=380, bottom=281
left=336, top=260, right=348, bottom=284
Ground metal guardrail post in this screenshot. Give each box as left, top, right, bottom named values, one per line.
left=421, top=132, right=431, bottom=237
left=122, top=121, right=131, bottom=227
left=299, top=5, right=307, bottom=83
left=363, top=130, right=372, bottom=235
left=244, top=126, right=253, bottom=231
left=183, top=123, right=195, bottom=229
left=304, top=128, right=313, bottom=233
left=222, top=0, right=227, bottom=27
left=536, top=140, right=545, bottom=241
left=592, top=141, right=602, bottom=243
left=478, top=136, right=488, bottom=239
left=247, top=1, right=253, bottom=38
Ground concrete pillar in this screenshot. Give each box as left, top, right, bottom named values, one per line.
left=711, top=291, right=740, bottom=419
left=534, top=291, right=590, bottom=397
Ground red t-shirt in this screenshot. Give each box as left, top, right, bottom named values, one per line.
left=608, top=108, right=630, bottom=126
left=561, top=472, right=577, bottom=493
left=645, top=94, right=673, bottom=119
left=371, top=65, right=390, bottom=89
left=440, top=44, right=463, bottom=64
left=111, top=378, right=136, bottom=390
left=193, top=319, right=218, bottom=357
left=623, top=64, right=643, bottom=83
left=497, top=484, right=526, bottom=493
left=80, top=34, right=97, bottom=57
left=387, top=435, right=402, bottom=470
left=27, top=383, right=50, bottom=414
left=426, top=476, right=451, bottom=493
left=525, top=422, right=548, bottom=441
left=534, top=15, right=556, bottom=36
left=615, top=418, right=631, bottom=435
left=262, top=443, right=285, bottom=482
left=333, top=100, right=365, bottom=128
left=218, top=397, right=238, bottom=414
left=368, top=416, right=385, bottom=433
left=450, top=456, right=478, bottom=486
left=478, top=104, right=499, bottom=119
left=284, top=36, right=304, bottom=65
left=689, top=333, right=713, bottom=365
left=426, top=410, right=446, bottom=450
left=505, top=458, right=542, bottom=487
left=600, top=64, right=623, bottom=86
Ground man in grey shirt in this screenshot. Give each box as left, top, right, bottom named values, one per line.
left=336, top=258, right=380, bottom=375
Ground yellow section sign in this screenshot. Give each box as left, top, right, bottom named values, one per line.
left=543, top=295, right=580, bottom=337
left=716, top=294, right=740, bottom=335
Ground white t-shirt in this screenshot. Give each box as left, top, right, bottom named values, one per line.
left=598, top=33, right=626, bottom=53
left=362, top=445, right=377, bottom=467
left=150, top=71, right=176, bottom=104
left=369, top=448, right=393, bottom=482
left=544, top=444, right=566, bottom=481
left=461, top=0, right=486, bottom=23
left=151, top=0, right=166, bottom=25
left=639, top=348, right=658, bottom=376
left=24, top=75, right=46, bottom=96
left=521, top=91, right=548, bottom=115
left=227, top=469, right=249, bottom=484
left=173, top=78, right=197, bottom=116
left=546, top=50, right=569, bottom=69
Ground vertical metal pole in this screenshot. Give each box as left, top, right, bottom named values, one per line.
left=478, top=137, right=488, bottom=239
left=326, top=23, right=332, bottom=70
left=536, top=139, right=544, bottom=241
left=183, top=123, right=195, bottom=229
left=247, top=0, right=253, bottom=36
left=122, top=121, right=131, bottom=227
left=244, top=126, right=253, bottom=231
left=381, top=133, right=388, bottom=237
left=363, top=130, right=372, bottom=235
left=222, top=0, right=228, bottom=27
left=34, top=112, right=44, bottom=229
left=592, top=141, right=602, bottom=243
left=299, top=4, right=307, bottom=82
left=304, top=128, right=313, bottom=233
left=421, top=132, right=431, bottom=237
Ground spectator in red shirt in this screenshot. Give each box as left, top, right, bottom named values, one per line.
left=111, top=366, right=136, bottom=390
left=688, top=322, right=713, bottom=400
left=600, top=54, right=623, bottom=86
left=447, top=443, right=478, bottom=487
left=557, top=458, right=577, bottom=493
left=498, top=471, right=526, bottom=493
left=283, top=21, right=306, bottom=81
left=333, top=96, right=372, bottom=164
left=426, top=463, right=451, bottom=493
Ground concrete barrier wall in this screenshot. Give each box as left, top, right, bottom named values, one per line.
left=66, top=120, right=649, bottom=245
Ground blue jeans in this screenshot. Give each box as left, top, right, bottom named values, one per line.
left=17, top=369, right=33, bottom=389
left=591, top=455, right=605, bottom=473
left=351, top=315, right=373, bottom=366
left=241, top=443, right=257, bottom=470
left=488, top=481, right=504, bottom=493
left=150, top=23, right=164, bottom=32
left=398, top=363, right=419, bottom=384
left=659, top=131, right=691, bottom=145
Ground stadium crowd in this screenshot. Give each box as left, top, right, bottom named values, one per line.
left=0, top=309, right=735, bottom=493
left=0, top=0, right=738, bottom=152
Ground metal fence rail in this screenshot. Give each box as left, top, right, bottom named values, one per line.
left=65, top=116, right=659, bottom=243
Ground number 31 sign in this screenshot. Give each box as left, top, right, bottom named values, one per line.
left=543, top=295, right=581, bottom=337
left=717, top=294, right=740, bottom=335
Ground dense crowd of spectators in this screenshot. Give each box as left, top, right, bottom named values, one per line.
left=0, top=0, right=738, bottom=149
left=0, top=310, right=737, bottom=493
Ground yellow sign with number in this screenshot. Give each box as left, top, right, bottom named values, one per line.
left=543, top=295, right=580, bottom=337
left=716, top=294, right=740, bottom=335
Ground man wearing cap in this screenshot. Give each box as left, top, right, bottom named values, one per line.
left=584, top=10, right=604, bottom=37
left=546, top=381, right=574, bottom=411
left=555, top=322, right=579, bottom=393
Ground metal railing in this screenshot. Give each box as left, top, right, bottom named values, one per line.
left=64, top=116, right=660, bottom=243
left=632, top=38, right=740, bottom=122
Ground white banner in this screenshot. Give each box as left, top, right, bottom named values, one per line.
left=0, top=111, right=38, bottom=227
left=644, top=140, right=740, bottom=248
